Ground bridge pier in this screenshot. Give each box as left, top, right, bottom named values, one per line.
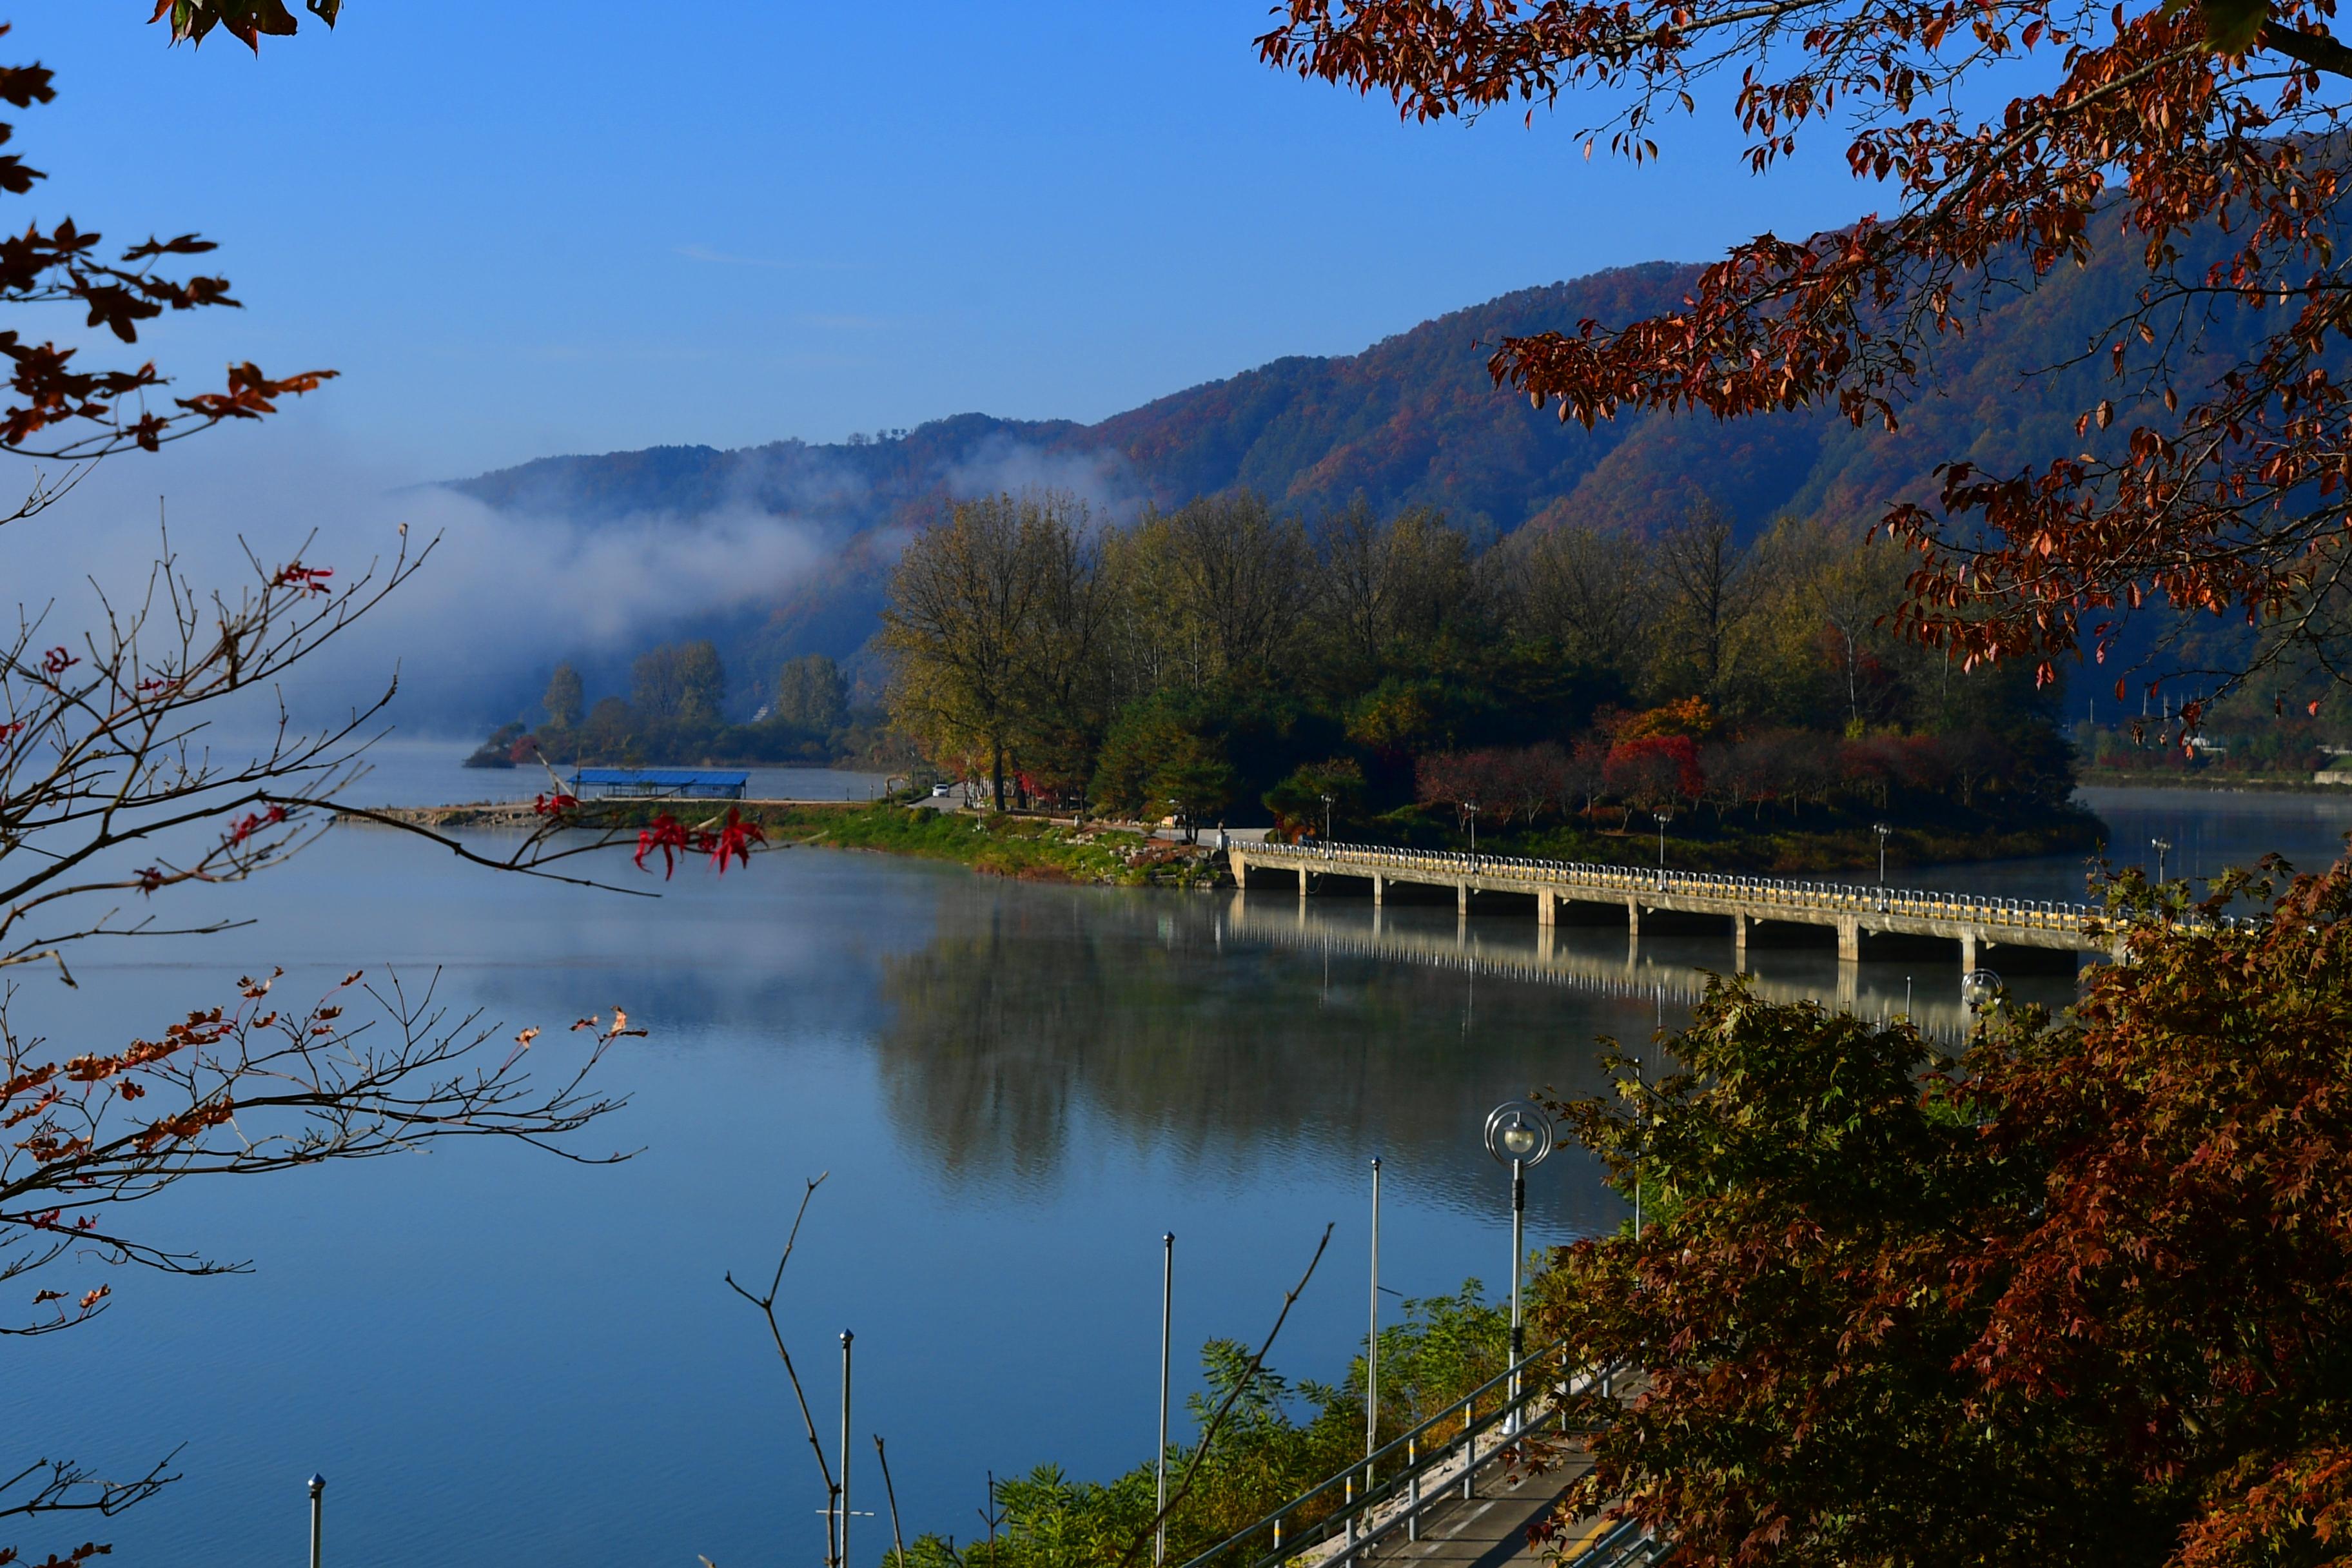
left=1231, top=855, right=1248, bottom=890
left=1298, top=865, right=1310, bottom=897
left=1837, top=917, right=1860, bottom=963
left=1372, top=874, right=1384, bottom=905
left=1457, top=883, right=1469, bottom=915
left=1733, top=914, right=1747, bottom=970
left=1625, top=897, right=1640, bottom=939
left=1961, top=931, right=1978, bottom=970
left=1537, top=889, right=1556, bottom=926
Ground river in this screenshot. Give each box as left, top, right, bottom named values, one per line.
left=3, top=746, right=2346, bottom=1568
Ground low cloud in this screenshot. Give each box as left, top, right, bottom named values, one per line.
left=6, top=420, right=838, bottom=734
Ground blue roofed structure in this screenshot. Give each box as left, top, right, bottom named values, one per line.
left=570, top=767, right=749, bottom=800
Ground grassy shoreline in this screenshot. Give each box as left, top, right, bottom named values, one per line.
left=377, top=798, right=2108, bottom=888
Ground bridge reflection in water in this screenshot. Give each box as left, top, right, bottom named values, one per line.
left=1220, top=891, right=2085, bottom=1045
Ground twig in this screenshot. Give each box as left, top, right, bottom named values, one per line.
left=876, top=1434, right=909, bottom=1567
left=725, top=1173, right=839, bottom=1568
left=1115, top=1222, right=1335, bottom=1568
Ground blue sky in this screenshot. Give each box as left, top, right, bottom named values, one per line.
left=17, top=3, right=1868, bottom=479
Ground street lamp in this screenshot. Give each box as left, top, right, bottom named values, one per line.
left=1321, top=792, right=1334, bottom=845
left=1874, top=823, right=1892, bottom=886
left=1484, top=1099, right=1554, bottom=1431
left=1653, top=810, right=1674, bottom=887
left=1464, top=800, right=1480, bottom=857
left=2151, top=836, right=2172, bottom=883
left=1961, top=968, right=2003, bottom=1012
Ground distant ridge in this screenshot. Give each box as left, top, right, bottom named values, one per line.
left=449, top=239, right=2235, bottom=696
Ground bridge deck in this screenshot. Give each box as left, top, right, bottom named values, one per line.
left=1230, top=841, right=2113, bottom=965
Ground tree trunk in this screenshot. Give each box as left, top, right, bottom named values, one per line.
left=992, top=741, right=1006, bottom=813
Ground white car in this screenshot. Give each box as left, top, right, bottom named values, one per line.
left=931, top=783, right=954, bottom=798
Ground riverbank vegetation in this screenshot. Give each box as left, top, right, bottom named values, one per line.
left=1527, top=861, right=2352, bottom=1568
left=879, top=492, right=2092, bottom=872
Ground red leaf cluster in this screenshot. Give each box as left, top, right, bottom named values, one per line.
left=632, top=807, right=767, bottom=879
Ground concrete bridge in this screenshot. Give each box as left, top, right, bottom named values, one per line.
left=1228, top=841, right=2112, bottom=973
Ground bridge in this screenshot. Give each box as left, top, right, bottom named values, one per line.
left=1228, top=841, right=2112, bottom=974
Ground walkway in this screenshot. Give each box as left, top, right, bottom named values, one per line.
left=1231, top=841, right=2114, bottom=972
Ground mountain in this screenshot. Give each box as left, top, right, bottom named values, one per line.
left=448, top=239, right=2220, bottom=713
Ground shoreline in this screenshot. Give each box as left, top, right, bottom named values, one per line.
left=340, top=799, right=2108, bottom=888
left=2079, top=774, right=2352, bottom=795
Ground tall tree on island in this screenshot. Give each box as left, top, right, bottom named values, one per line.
left=544, top=661, right=585, bottom=730
left=1260, top=0, right=2352, bottom=718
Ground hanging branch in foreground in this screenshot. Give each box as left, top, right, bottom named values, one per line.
left=0, top=964, right=640, bottom=1555
left=723, top=1175, right=841, bottom=1568
left=1114, top=1222, right=1336, bottom=1568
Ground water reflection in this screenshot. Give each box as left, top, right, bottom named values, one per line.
left=870, top=876, right=2087, bottom=1233
left=874, top=885, right=1652, bottom=1236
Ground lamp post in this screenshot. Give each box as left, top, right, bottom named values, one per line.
left=1874, top=823, right=1892, bottom=887
left=1321, top=792, right=1334, bottom=844
left=2151, top=836, right=2172, bottom=883
left=1653, top=810, right=1674, bottom=887
left=1366, top=1157, right=1381, bottom=1479
left=1483, top=1100, right=1554, bottom=1432
left=306, top=1474, right=324, bottom=1568
left=1464, top=801, right=1480, bottom=858
left=840, top=1331, right=854, bottom=1568
left=1157, top=1233, right=1173, bottom=1568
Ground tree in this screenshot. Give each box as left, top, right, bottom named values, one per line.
left=632, top=640, right=726, bottom=729
left=1533, top=860, right=2352, bottom=1568
left=1312, top=498, right=1475, bottom=684
left=883, top=494, right=1061, bottom=811
left=1264, top=756, right=1368, bottom=837
left=543, top=662, right=585, bottom=730
left=773, top=652, right=849, bottom=735
left=1258, top=0, right=2352, bottom=720
left=1123, top=494, right=1309, bottom=689
left=1653, top=502, right=1749, bottom=702
left=1491, top=520, right=1647, bottom=675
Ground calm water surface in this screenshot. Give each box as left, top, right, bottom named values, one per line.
left=4, top=763, right=2346, bottom=1568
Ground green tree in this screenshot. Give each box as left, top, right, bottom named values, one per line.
left=883, top=492, right=1102, bottom=810
left=542, top=662, right=585, bottom=729
left=1533, top=861, right=2352, bottom=1568
left=632, top=640, right=725, bottom=728
left=1263, top=756, right=1366, bottom=838
left=772, top=652, right=849, bottom=734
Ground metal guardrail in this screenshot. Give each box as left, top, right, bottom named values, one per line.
left=1562, top=1517, right=1675, bottom=1568
left=1243, top=841, right=2104, bottom=936
left=1173, top=1339, right=1586, bottom=1568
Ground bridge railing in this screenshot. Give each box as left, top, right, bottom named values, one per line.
left=1171, top=1338, right=1588, bottom=1568
left=1244, top=841, right=2101, bottom=933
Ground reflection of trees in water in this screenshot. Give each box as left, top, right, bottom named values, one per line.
left=874, top=887, right=1642, bottom=1230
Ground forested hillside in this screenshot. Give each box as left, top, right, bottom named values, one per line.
left=450, top=235, right=2248, bottom=715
